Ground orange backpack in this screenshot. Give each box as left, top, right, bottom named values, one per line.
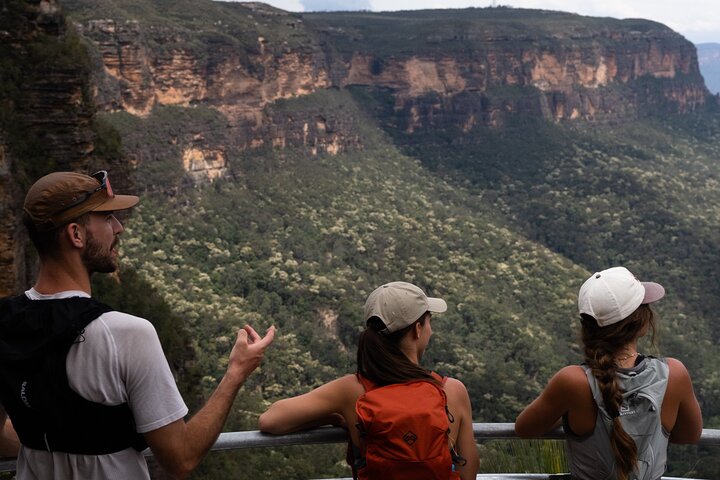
left=352, top=372, right=462, bottom=480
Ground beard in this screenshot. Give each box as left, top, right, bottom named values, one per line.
left=82, top=230, right=118, bottom=274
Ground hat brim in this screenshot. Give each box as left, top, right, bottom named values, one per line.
left=93, top=194, right=139, bottom=212
left=641, top=282, right=665, bottom=304
left=427, top=297, right=447, bottom=313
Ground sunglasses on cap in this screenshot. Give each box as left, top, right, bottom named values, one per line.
left=52, top=170, right=114, bottom=217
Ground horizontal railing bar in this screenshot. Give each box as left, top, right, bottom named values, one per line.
left=472, top=423, right=720, bottom=445
left=317, top=477, right=701, bottom=480
left=1, top=424, right=717, bottom=473
left=316, top=476, right=701, bottom=480
left=211, top=426, right=348, bottom=451
left=226, top=423, right=719, bottom=448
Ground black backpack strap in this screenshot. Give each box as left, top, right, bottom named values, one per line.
left=432, top=370, right=468, bottom=467
left=0, top=295, right=147, bottom=454
left=346, top=439, right=365, bottom=479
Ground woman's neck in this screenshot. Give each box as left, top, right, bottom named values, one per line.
left=615, top=341, right=640, bottom=368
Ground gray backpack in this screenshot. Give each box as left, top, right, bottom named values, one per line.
left=565, top=357, right=670, bottom=480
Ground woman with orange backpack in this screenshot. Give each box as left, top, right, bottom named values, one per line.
left=515, top=266, right=702, bottom=480
left=259, top=281, right=479, bottom=479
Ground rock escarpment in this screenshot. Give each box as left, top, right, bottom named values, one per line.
left=71, top=3, right=355, bottom=182
left=0, top=1, right=714, bottom=295
left=0, top=0, right=101, bottom=295
left=310, top=10, right=708, bottom=130
left=0, top=138, right=26, bottom=297
left=1, top=0, right=97, bottom=173
left=63, top=4, right=710, bottom=183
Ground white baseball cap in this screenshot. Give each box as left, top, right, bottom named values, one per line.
left=364, top=281, right=447, bottom=334
left=578, top=267, right=665, bottom=327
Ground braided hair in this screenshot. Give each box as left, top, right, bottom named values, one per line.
left=580, top=304, right=656, bottom=480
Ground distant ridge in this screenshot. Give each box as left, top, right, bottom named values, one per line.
left=697, top=43, right=720, bottom=94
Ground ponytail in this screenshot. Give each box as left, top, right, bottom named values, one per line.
left=357, top=314, right=439, bottom=387
left=581, top=304, right=656, bottom=480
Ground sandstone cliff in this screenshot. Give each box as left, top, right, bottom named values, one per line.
left=0, top=137, right=26, bottom=296
left=59, top=2, right=711, bottom=185
left=0, top=0, right=102, bottom=295
left=1, top=0, right=97, bottom=174
left=1, top=0, right=714, bottom=294
left=68, top=1, right=354, bottom=182
left=308, top=9, right=708, bottom=129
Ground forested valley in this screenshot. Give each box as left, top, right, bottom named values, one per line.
left=2, top=0, right=719, bottom=477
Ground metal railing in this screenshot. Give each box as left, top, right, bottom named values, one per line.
left=1, top=423, right=718, bottom=477
left=205, top=423, right=720, bottom=449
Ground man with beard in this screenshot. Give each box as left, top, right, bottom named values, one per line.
left=0, top=171, right=275, bottom=479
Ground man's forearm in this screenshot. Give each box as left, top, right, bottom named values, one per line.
left=0, top=418, right=20, bottom=457
left=145, top=325, right=274, bottom=479
left=145, top=372, right=247, bottom=479
left=184, top=372, right=245, bottom=459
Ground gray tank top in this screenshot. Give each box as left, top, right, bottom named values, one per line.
left=563, top=356, right=670, bottom=480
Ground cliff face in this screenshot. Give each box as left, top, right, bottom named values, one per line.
left=79, top=10, right=708, bottom=124
left=2, top=2, right=712, bottom=209
left=2, top=0, right=96, bottom=173
left=341, top=40, right=700, bottom=100
left=0, top=0, right=103, bottom=295
left=74, top=8, right=354, bottom=179
left=62, top=5, right=710, bottom=183
left=80, top=19, right=332, bottom=119
left=0, top=138, right=26, bottom=296
left=327, top=23, right=706, bottom=130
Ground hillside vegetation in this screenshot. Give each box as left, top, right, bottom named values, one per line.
left=4, top=0, right=718, bottom=476
left=301, top=7, right=681, bottom=56
left=96, top=86, right=720, bottom=477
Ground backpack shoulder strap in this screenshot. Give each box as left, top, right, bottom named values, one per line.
left=430, top=371, right=447, bottom=386
left=579, top=363, right=605, bottom=407
left=356, top=371, right=445, bottom=391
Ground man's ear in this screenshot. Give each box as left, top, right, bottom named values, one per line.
left=64, top=222, right=85, bottom=249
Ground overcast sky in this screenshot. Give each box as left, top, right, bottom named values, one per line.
left=247, top=0, right=719, bottom=44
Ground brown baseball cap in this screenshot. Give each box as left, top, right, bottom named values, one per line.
left=24, top=171, right=139, bottom=232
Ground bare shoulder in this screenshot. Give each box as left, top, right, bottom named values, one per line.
left=665, top=357, right=694, bottom=389
left=661, top=357, right=702, bottom=443
left=443, top=377, right=471, bottom=405
left=323, top=374, right=364, bottom=400
left=558, top=364, right=586, bottom=378
left=330, top=373, right=360, bottom=385
left=666, top=357, right=690, bottom=375
left=554, top=365, right=588, bottom=388
left=334, top=373, right=363, bottom=389
left=540, top=366, right=593, bottom=407
left=443, top=377, right=468, bottom=394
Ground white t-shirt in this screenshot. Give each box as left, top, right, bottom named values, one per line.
left=15, top=289, right=189, bottom=480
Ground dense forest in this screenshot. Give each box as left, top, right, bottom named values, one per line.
left=2, top=0, right=719, bottom=477
left=94, top=91, right=720, bottom=477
